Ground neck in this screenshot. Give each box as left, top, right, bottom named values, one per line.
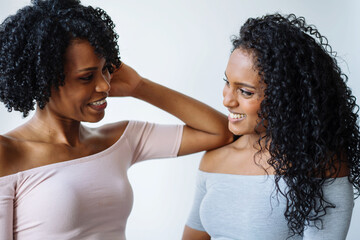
left=27, top=108, right=84, bottom=147
left=235, top=132, right=268, bottom=151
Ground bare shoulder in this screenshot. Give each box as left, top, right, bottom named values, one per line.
left=0, top=135, right=23, bottom=177
left=199, top=137, right=273, bottom=175
left=0, top=136, right=4, bottom=176
left=83, top=121, right=130, bottom=146
left=199, top=143, right=233, bottom=172
left=0, top=135, right=5, bottom=162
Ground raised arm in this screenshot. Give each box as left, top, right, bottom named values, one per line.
left=109, top=63, right=232, bottom=156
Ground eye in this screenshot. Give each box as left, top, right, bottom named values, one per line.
left=223, top=78, right=230, bottom=86
left=238, top=88, right=254, bottom=97
left=79, top=74, right=93, bottom=81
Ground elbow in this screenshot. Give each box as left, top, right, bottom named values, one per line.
left=220, top=127, right=234, bottom=145
left=224, top=132, right=234, bottom=144
left=212, top=131, right=233, bottom=149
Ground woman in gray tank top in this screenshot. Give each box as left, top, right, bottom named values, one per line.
left=183, top=14, right=360, bottom=240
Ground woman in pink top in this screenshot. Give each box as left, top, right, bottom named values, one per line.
left=0, top=0, right=232, bottom=239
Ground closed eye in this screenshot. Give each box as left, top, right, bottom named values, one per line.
left=238, top=88, right=254, bottom=97
left=79, top=74, right=93, bottom=81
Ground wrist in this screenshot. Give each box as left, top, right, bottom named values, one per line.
left=131, top=77, right=148, bottom=99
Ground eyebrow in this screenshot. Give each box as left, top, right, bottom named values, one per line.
left=78, top=67, right=98, bottom=72
left=224, top=72, right=256, bottom=89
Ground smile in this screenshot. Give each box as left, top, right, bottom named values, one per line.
left=229, top=112, right=246, bottom=119
left=89, top=98, right=107, bottom=106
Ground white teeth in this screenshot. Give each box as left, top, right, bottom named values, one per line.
left=89, top=99, right=106, bottom=106
left=230, top=112, right=246, bottom=119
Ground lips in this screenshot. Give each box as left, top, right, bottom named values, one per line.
left=229, top=112, right=246, bottom=119
left=228, top=110, right=246, bottom=122
left=88, top=98, right=107, bottom=111
left=89, top=98, right=106, bottom=106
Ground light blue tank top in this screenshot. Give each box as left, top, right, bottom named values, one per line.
left=186, top=171, right=354, bottom=240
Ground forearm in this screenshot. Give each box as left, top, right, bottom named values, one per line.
left=133, top=78, right=229, bottom=137
left=110, top=63, right=233, bottom=155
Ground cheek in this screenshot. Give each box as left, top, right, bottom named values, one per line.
left=243, top=99, right=262, bottom=116
left=57, top=86, right=90, bottom=107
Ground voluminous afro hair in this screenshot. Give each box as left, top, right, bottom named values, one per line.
left=232, top=14, right=360, bottom=237
left=0, top=0, right=121, bottom=117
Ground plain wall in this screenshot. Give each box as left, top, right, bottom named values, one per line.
left=0, top=0, right=359, bottom=239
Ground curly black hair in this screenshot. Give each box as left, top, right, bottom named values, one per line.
left=232, top=14, right=360, bottom=237
left=0, top=0, right=121, bottom=117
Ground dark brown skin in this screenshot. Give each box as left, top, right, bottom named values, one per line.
left=0, top=39, right=233, bottom=178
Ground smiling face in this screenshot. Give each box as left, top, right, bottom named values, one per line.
left=223, top=48, right=265, bottom=136
left=45, top=39, right=111, bottom=123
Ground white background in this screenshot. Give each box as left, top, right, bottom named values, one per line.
left=1, top=0, right=359, bottom=239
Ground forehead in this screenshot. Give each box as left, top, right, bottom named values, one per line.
left=64, top=39, right=104, bottom=69
left=226, top=48, right=260, bottom=86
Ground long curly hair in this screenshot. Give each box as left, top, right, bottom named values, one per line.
left=0, top=0, right=121, bottom=117
left=232, top=14, right=360, bottom=236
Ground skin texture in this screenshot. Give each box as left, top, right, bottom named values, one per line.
left=47, top=39, right=111, bottom=123
left=0, top=39, right=233, bottom=177
left=223, top=49, right=265, bottom=137
left=0, top=0, right=122, bottom=117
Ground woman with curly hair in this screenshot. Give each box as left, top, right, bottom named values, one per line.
left=0, top=0, right=232, bottom=239
left=183, top=13, right=360, bottom=240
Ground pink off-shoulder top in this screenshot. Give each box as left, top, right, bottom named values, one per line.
left=0, top=121, right=183, bottom=240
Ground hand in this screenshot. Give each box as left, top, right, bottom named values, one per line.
left=109, top=62, right=143, bottom=97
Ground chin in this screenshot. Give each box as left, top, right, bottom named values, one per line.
left=83, top=113, right=105, bottom=123
left=228, top=125, right=258, bottom=136
left=228, top=124, right=243, bottom=136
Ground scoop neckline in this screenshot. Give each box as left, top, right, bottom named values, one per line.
left=198, top=170, right=275, bottom=177
left=198, top=170, right=349, bottom=180
left=0, top=121, right=133, bottom=180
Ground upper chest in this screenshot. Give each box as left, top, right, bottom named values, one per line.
left=201, top=144, right=274, bottom=175
left=0, top=128, right=122, bottom=177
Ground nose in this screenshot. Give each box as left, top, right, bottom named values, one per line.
left=223, top=85, right=238, bottom=108
left=95, top=73, right=111, bottom=93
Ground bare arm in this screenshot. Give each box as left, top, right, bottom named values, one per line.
left=110, top=63, right=232, bottom=156
left=182, top=226, right=210, bottom=240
